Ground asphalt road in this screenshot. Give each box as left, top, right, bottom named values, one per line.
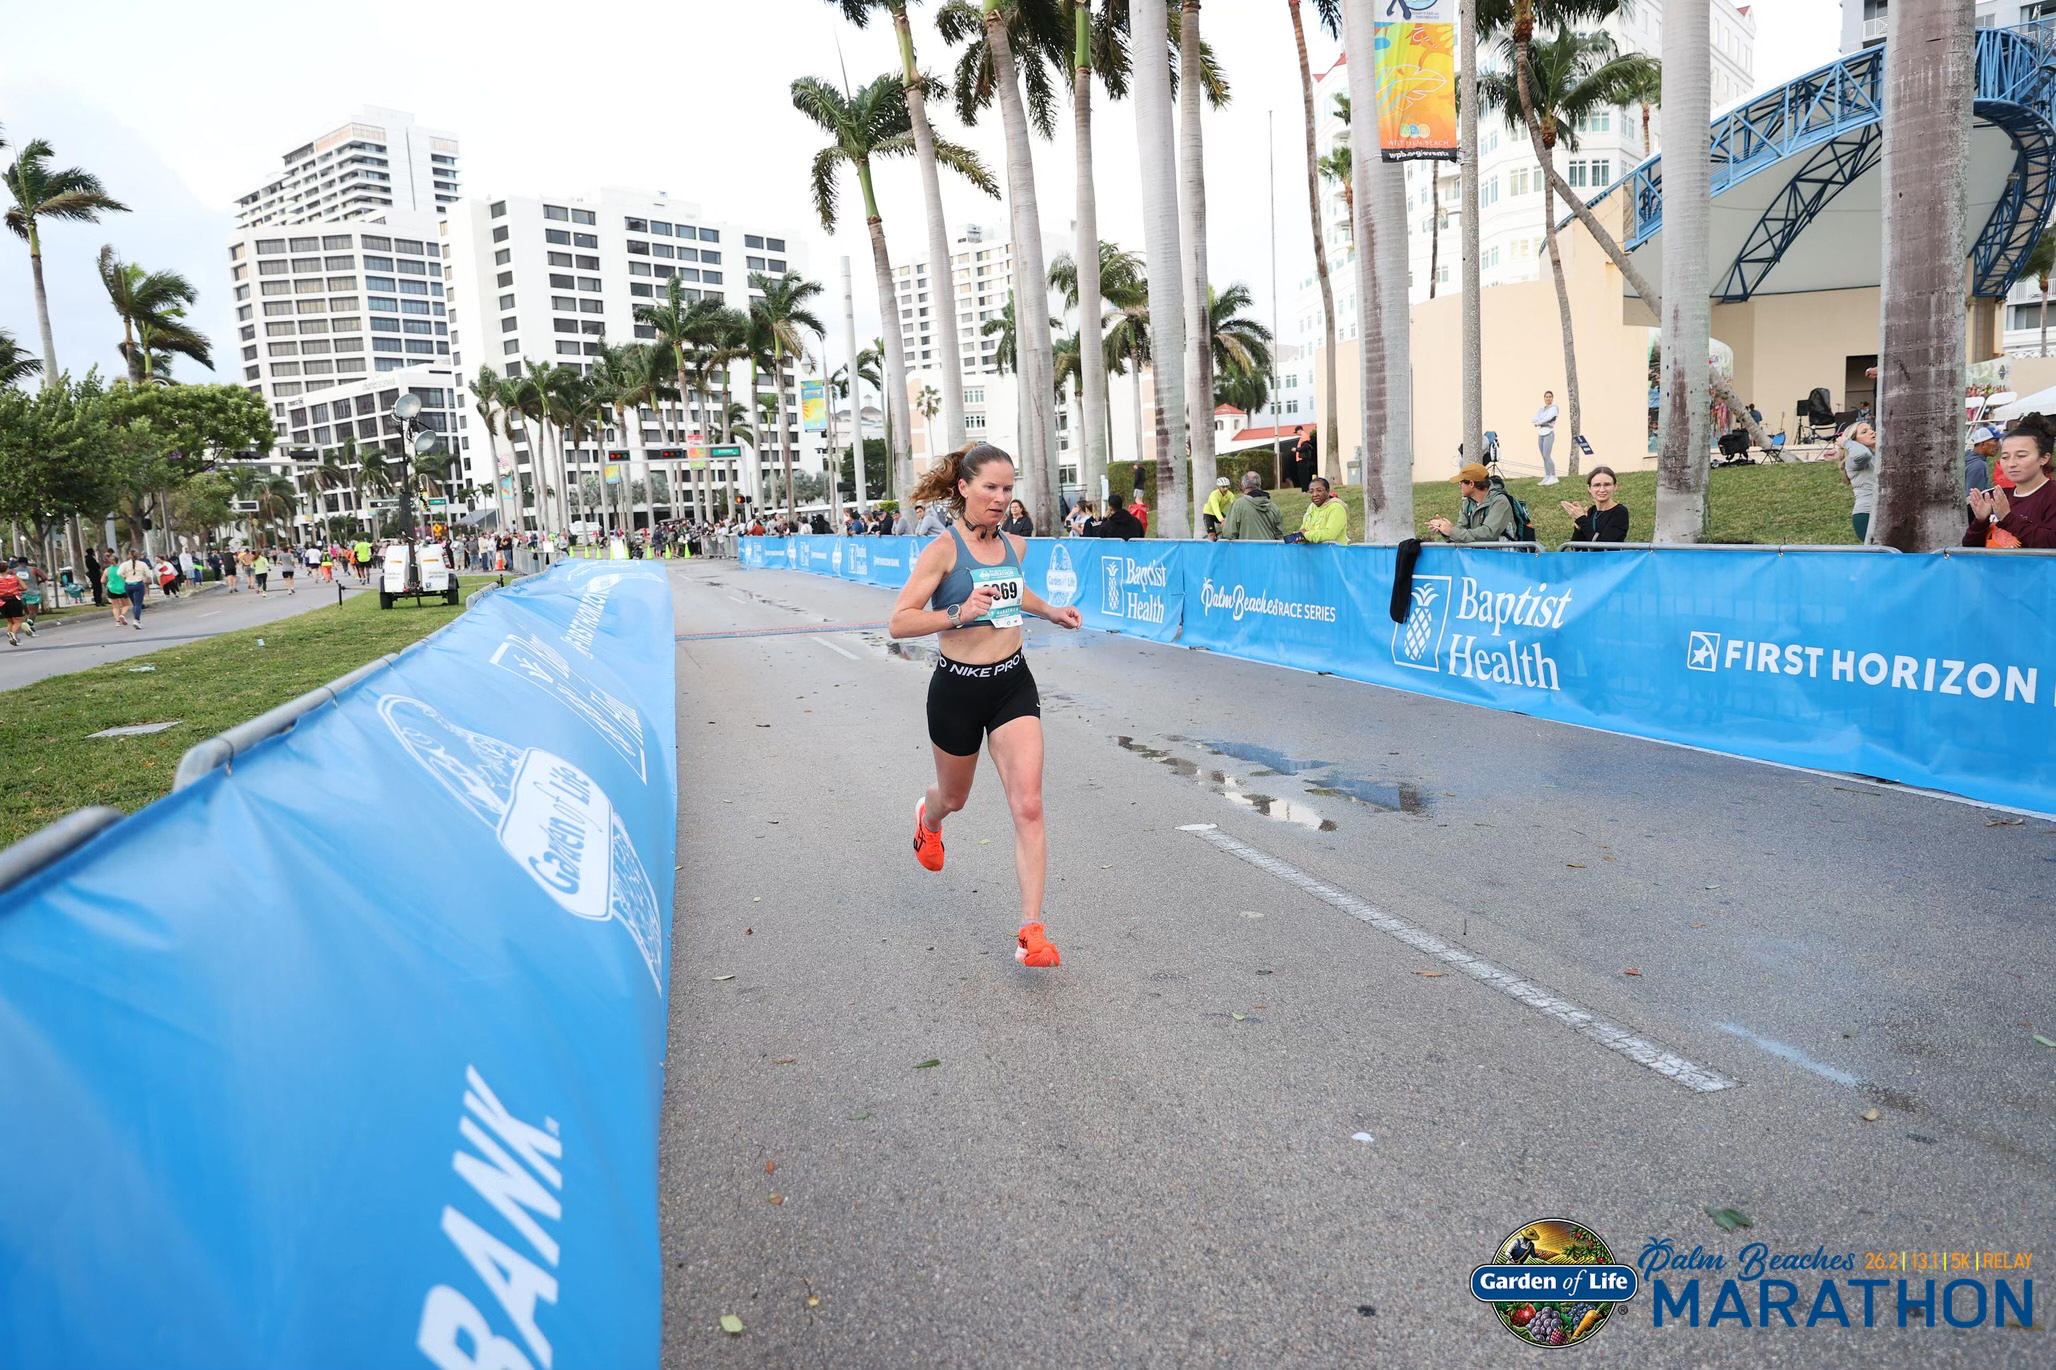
left=0, top=572, right=365, bottom=691
left=659, top=556, right=2052, bottom=1369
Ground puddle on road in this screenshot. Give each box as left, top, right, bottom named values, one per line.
left=1114, top=734, right=1433, bottom=831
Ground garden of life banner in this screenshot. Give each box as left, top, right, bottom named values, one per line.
left=1376, top=4, right=1458, bottom=163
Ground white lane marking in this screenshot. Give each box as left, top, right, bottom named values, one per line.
left=196, top=611, right=224, bottom=619
left=727, top=594, right=751, bottom=606
left=1182, top=825, right=1739, bottom=1094
left=1716, top=1023, right=1860, bottom=1088
left=813, top=637, right=859, bottom=661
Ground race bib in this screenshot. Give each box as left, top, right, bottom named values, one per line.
left=970, top=566, right=1023, bottom=629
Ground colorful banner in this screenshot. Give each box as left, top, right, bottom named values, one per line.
left=800, top=379, right=828, bottom=433
left=745, top=537, right=2056, bottom=817
left=1376, top=17, right=1459, bottom=162
left=603, top=461, right=623, bottom=485
left=0, top=562, right=679, bottom=1368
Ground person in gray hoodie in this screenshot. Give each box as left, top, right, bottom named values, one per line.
left=1220, top=470, right=1284, bottom=541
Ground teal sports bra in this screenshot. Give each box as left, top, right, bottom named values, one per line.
left=930, top=522, right=1024, bottom=629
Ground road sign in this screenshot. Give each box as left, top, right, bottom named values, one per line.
left=709, top=444, right=743, bottom=459
left=426, top=498, right=449, bottom=508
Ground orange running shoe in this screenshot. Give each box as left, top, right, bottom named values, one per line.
left=1015, top=921, right=1060, bottom=968
left=913, top=800, right=945, bottom=872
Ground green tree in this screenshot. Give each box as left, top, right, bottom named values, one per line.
left=750, top=271, right=826, bottom=516
left=0, top=376, right=114, bottom=558
left=4, top=138, right=127, bottom=382
left=1204, top=282, right=1273, bottom=401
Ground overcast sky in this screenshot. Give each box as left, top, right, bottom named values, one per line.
left=1, top=0, right=1842, bottom=386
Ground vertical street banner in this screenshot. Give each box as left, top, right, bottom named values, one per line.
left=800, top=379, right=828, bottom=432
left=1376, top=2, right=1458, bottom=162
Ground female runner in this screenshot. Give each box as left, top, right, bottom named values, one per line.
left=890, top=444, right=1082, bottom=967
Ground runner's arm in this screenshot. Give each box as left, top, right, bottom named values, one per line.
left=888, top=538, right=965, bottom=638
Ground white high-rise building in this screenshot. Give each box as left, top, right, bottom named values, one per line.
left=443, top=189, right=816, bottom=526
left=233, top=107, right=459, bottom=230
left=224, top=214, right=463, bottom=536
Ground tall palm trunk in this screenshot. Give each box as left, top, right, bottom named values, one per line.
left=1290, top=0, right=1340, bottom=485
left=1074, top=3, right=1112, bottom=509
left=2041, top=278, right=2050, bottom=358
left=1541, top=178, right=1582, bottom=476
left=1460, top=0, right=1484, bottom=467
left=775, top=344, right=796, bottom=514
left=984, top=1, right=1060, bottom=534
left=1428, top=170, right=1441, bottom=299
left=1133, top=0, right=1191, bottom=536
left=1343, top=0, right=1407, bottom=539
left=25, top=224, right=57, bottom=383
left=1875, top=0, right=1974, bottom=551
left=1181, top=1, right=1217, bottom=533
left=893, top=2, right=967, bottom=453
left=1654, top=0, right=1712, bottom=542
left=855, top=162, right=915, bottom=498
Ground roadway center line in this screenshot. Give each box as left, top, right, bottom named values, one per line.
left=813, top=637, right=859, bottom=661
left=1178, top=823, right=1739, bottom=1095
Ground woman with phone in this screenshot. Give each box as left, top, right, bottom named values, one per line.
left=1560, top=466, right=1629, bottom=545
left=891, top=444, right=1084, bottom=969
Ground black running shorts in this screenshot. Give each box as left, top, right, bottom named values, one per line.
left=926, top=651, right=1040, bottom=757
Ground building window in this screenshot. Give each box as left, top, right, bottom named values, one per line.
left=362, top=235, right=392, bottom=251
left=631, top=282, right=653, bottom=297
left=701, top=249, right=722, bottom=264
left=575, top=255, right=599, bottom=271
left=652, top=220, right=672, bottom=236
left=257, top=238, right=285, bottom=255
left=1480, top=175, right=1500, bottom=208
left=504, top=339, right=521, bottom=355
left=493, top=226, right=510, bottom=243
left=547, top=251, right=572, bottom=268
left=627, top=239, right=650, bottom=256
left=702, top=270, right=722, bottom=285
left=572, top=233, right=597, bottom=249
left=629, top=261, right=652, bottom=277
left=698, top=227, right=720, bottom=242
left=544, top=204, right=570, bottom=222
left=545, top=229, right=570, bottom=245
left=625, top=216, right=648, bottom=232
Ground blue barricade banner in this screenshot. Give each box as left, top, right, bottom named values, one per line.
left=0, top=561, right=679, bottom=1369
left=748, top=535, right=2056, bottom=814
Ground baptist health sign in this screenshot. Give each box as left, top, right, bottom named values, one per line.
left=744, top=536, right=2056, bottom=814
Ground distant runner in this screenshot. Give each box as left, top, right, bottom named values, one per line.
left=890, top=443, right=1083, bottom=968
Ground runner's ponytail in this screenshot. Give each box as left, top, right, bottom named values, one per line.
left=910, top=443, right=1016, bottom=515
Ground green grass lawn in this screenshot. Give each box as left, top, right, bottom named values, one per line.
left=1232, top=460, right=1858, bottom=547
left=0, top=580, right=503, bottom=849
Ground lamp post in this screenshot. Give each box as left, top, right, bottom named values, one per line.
left=387, top=393, right=440, bottom=586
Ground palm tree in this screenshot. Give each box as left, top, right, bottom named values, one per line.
left=97, top=246, right=208, bottom=382
left=832, top=0, right=973, bottom=454
left=1317, top=144, right=1353, bottom=227
left=1103, top=299, right=1153, bottom=473
left=794, top=72, right=995, bottom=501
left=0, top=326, right=41, bottom=389
left=4, top=138, right=127, bottom=382
left=983, top=297, right=1019, bottom=375
left=1131, top=0, right=1190, bottom=536
left=1481, top=25, right=1657, bottom=479
left=1178, top=0, right=1233, bottom=529
left=1051, top=239, right=1146, bottom=484
left=494, top=372, right=536, bottom=530
left=1874, top=0, right=1975, bottom=551
left=957, top=1, right=1062, bottom=531
left=751, top=270, right=827, bottom=520
left=1488, top=1, right=1766, bottom=454
left=1203, top=283, right=1274, bottom=393
left=2023, top=232, right=2056, bottom=359
left=1292, top=2, right=1343, bottom=481
left=470, top=364, right=509, bottom=528
left=916, top=382, right=943, bottom=460
left=635, top=278, right=723, bottom=519
left=1654, top=0, right=1711, bottom=542
left=1063, top=0, right=1126, bottom=513
left=1340, top=0, right=1415, bottom=540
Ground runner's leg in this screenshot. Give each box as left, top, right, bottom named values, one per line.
left=985, top=715, right=1047, bottom=927
left=924, top=746, right=979, bottom=829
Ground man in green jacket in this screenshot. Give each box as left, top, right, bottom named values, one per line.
left=1221, top=471, right=1283, bottom=540
left=1294, top=476, right=1348, bottom=544
left=1429, top=463, right=1514, bottom=543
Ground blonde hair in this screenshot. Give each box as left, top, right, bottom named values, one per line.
left=910, top=443, right=1016, bottom=515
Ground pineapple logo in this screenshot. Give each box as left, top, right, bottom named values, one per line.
left=1392, top=574, right=1453, bottom=672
